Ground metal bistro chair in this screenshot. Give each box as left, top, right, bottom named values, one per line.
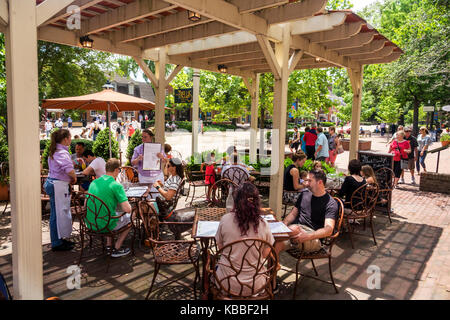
left=222, top=166, right=249, bottom=186
left=119, top=166, right=139, bottom=183
left=76, top=192, right=136, bottom=272
left=185, top=168, right=209, bottom=206
left=375, top=167, right=395, bottom=224
left=344, top=183, right=380, bottom=249
left=205, top=238, right=278, bottom=300
left=208, top=179, right=238, bottom=208
left=282, top=190, right=304, bottom=219
left=286, top=197, right=344, bottom=297
left=138, top=201, right=200, bottom=300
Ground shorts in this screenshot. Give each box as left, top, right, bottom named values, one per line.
left=327, top=149, right=337, bottom=164
left=287, top=224, right=322, bottom=253
left=408, top=158, right=415, bottom=170
left=113, top=213, right=131, bottom=231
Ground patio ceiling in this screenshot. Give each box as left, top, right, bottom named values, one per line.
left=33, top=0, right=403, bottom=77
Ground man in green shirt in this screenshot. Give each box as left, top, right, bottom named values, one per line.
left=86, top=158, right=133, bottom=258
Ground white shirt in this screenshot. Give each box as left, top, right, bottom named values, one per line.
left=88, top=157, right=106, bottom=178
left=131, top=120, right=139, bottom=129
left=45, top=122, right=53, bottom=131
left=55, top=120, right=63, bottom=128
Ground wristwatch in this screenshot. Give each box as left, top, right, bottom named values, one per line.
left=156, top=185, right=160, bottom=190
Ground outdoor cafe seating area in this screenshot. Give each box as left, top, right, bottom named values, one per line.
left=18, top=148, right=400, bottom=301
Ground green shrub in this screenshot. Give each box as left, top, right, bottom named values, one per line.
left=319, top=122, right=335, bottom=127
left=0, top=127, right=8, bottom=164
left=440, top=133, right=450, bottom=142
left=40, top=139, right=49, bottom=151
left=300, top=159, right=336, bottom=174
left=126, top=129, right=142, bottom=165
left=92, top=128, right=119, bottom=161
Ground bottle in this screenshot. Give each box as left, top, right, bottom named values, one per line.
left=226, top=187, right=234, bottom=213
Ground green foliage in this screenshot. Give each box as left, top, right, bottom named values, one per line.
left=126, top=129, right=142, bottom=165
left=440, top=133, right=450, bottom=142
left=300, top=159, right=336, bottom=174
left=40, top=139, right=49, bottom=151
left=92, top=128, right=119, bottom=161
left=0, top=126, right=8, bottom=164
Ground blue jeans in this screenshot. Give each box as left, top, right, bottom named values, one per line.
left=416, top=150, right=427, bottom=172
left=44, top=178, right=63, bottom=248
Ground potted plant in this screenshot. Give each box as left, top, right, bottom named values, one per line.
left=440, top=133, right=450, bottom=147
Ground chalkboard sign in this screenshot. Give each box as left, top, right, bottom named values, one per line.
left=358, top=151, right=394, bottom=215
left=174, top=88, right=193, bottom=103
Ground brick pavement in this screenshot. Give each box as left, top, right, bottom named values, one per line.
left=1, top=182, right=449, bottom=300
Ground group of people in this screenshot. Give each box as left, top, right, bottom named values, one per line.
left=44, top=117, right=72, bottom=138
left=289, top=126, right=343, bottom=166
left=387, top=125, right=433, bottom=187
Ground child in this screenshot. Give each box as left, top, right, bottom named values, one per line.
left=313, top=160, right=322, bottom=171
left=361, top=165, right=378, bottom=185
left=299, top=170, right=308, bottom=186
left=201, top=152, right=216, bottom=200
left=164, top=144, right=172, bottom=159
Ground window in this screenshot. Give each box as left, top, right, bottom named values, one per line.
left=123, top=111, right=135, bottom=120
left=90, top=110, right=97, bottom=117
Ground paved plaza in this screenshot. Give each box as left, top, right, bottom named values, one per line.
left=1, top=130, right=449, bottom=300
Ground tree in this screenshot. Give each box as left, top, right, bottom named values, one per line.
left=92, top=128, right=119, bottom=160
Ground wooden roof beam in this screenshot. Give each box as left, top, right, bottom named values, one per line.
left=336, top=39, right=385, bottom=56
left=163, top=0, right=283, bottom=42
left=37, top=0, right=76, bottom=27
left=323, top=31, right=375, bottom=50
left=179, top=42, right=262, bottom=60
left=40, top=0, right=104, bottom=26
left=229, top=0, right=289, bottom=14
left=305, top=21, right=364, bottom=44
left=357, top=51, right=402, bottom=65
left=257, top=0, right=327, bottom=24
left=81, top=0, right=178, bottom=35
left=112, top=9, right=212, bottom=43
left=0, top=0, right=8, bottom=26
left=351, top=46, right=394, bottom=61
left=256, top=34, right=281, bottom=79
left=206, top=51, right=265, bottom=64
left=290, top=12, right=347, bottom=36
left=142, top=21, right=238, bottom=50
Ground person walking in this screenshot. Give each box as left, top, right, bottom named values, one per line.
left=67, top=116, right=72, bottom=129
left=303, top=126, right=317, bottom=160
left=289, top=127, right=301, bottom=153
left=44, top=129, right=77, bottom=251
left=326, top=126, right=338, bottom=167
left=416, top=127, right=433, bottom=174
left=90, top=121, right=101, bottom=141
left=55, top=118, right=63, bottom=129
left=45, top=119, right=53, bottom=138
left=388, top=130, right=411, bottom=188
left=401, top=127, right=418, bottom=185
left=314, top=127, right=329, bottom=162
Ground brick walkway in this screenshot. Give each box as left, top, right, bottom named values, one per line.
left=1, top=183, right=449, bottom=300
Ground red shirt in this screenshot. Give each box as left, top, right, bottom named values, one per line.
left=390, top=140, right=410, bottom=161
left=128, top=126, right=135, bottom=137
left=304, top=131, right=317, bottom=146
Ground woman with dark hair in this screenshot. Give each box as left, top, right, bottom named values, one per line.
left=283, top=151, right=307, bottom=204
left=44, top=129, right=77, bottom=251
left=338, top=159, right=366, bottom=209
left=149, top=158, right=184, bottom=218
left=215, top=182, right=275, bottom=296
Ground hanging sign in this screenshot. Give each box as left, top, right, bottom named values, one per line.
left=174, top=88, right=193, bottom=103
left=423, top=106, right=435, bottom=112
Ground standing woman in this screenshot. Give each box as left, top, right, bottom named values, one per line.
left=44, top=129, right=77, bottom=251
left=131, top=129, right=167, bottom=197
left=326, top=127, right=339, bottom=167
left=90, top=122, right=101, bottom=141
left=416, top=127, right=432, bottom=173
left=388, top=130, right=411, bottom=188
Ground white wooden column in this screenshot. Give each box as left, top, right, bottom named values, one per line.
left=347, top=66, right=363, bottom=160
left=269, top=25, right=290, bottom=218
left=5, top=0, right=43, bottom=300
left=243, top=74, right=260, bottom=164
left=191, top=68, right=200, bottom=155
left=154, top=47, right=167, bottom=145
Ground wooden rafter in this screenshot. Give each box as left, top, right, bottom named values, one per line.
left=256, top=34, right=281, bottom=79
left=229, top=0, right=289, bottom=14
left=40, top=0, right=104, bottom=26
left=290, top=12, right=347, bottom=35
left=336, top=39, right=385, bottom=56
left=256, top=0, right=327, bottom=24
left=323, top=31, right=376, bottom=50
left=305, top=21, right=363, bottom=43
left=0, top=0, right=8, bottom=26
left=36, top=0, right=76, bottom=26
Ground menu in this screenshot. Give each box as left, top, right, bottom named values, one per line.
left=196, top=221, right=220, bottom=237
left=125, top=186, right=148, bottom=198
left=268, top=222, right=291, bottom=234
left=143, top=143, right=162, bottom=171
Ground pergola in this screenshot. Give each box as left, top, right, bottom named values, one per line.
left=0, top=0, right=402, bottom=299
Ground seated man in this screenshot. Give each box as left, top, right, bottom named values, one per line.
left=275, top=169, right=338, bottom=255
left=221, top=153, right=255, bottom=183
left=79, top=150, right=106, bottom=191
left=86, top=158, right=134, bottom=258
left=71, top=142, right=85, bottom=170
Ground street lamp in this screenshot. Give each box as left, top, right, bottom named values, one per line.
left=187, top=11, right=201, bottom=22
left=80, top=35, right=94, bottom=48
left=218, top=64, right=227, bottom=73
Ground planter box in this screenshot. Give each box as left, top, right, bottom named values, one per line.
left=341, top=139, right=371, bottom=151
left=420, top=172, right=450, bottom=194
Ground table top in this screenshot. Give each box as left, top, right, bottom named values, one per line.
left=192, top=207, right=290, bottom=240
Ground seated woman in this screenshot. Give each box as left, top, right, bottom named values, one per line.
left=361, top=165, right=378, bottom=185
left=148, top=158, right=184, bottom=219
left=283, top=151, right=307, bottom=204
left=215, top=182, right=275, bottom=297
left=338, top=159, right=366, bottom=211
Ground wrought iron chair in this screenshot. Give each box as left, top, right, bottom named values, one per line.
left=185, top=168, right=209, bottom=206
left=40, top=175, right=51, bottom=215
left=205, top=238, right=278, bottom=300
left=75, top=192, right=136, bottom=272
left=208, top=179, right=238, bottom=208
left=138, top=201, right=200, bottom=300
left=344, top=183, right=380, bottom=248
left=286, top=197, right=344, bottom=297
left=282, top=190, right=304, bottom=219
left=375, top=167, right=395, bottom=223
left=222, top=166, right=249, bottom=186
left=119, top=166, right=139, bottom=183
